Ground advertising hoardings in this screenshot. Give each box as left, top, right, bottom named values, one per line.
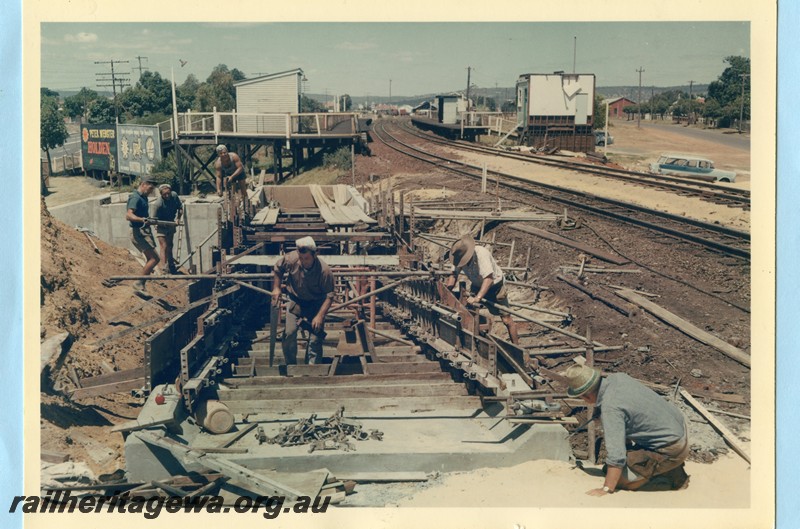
left=117, top=124, right=161, bottom=177
left=80, top=124, right=117, bottom=172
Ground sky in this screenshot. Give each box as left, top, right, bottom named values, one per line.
left=40, top=22, right=749, bottom=98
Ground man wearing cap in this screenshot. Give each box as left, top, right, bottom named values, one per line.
left=125, top=178, right=159, bottom=296
left=150, top=183, right=183, bottom=274
left=214, top=144, right=248, bottom=208
left=445, top=234, right=520, bottom=344
left=565, top=364, right=691, bottom=495
left=271, top=237, right=335, bottom=365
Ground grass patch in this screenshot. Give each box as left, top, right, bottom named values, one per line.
left=285, top=167, right=341, bottom=186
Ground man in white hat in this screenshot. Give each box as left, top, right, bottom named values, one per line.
left=565, top=364, right=690, bottom=495
left=271, top=237, right=335, bottom=364
left=150, top=183, right=183, bottom=274
left=445, top=234, right=519, bottom=344
left=214, top=144, right=248, bottom=208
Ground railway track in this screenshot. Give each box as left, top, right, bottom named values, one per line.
left=400, top=119, right=750, bottom=210
left=373, top=121, right=751, bottom=261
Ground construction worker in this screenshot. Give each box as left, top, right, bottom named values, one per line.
left=446, top=234, right=520, bottom=344
left=565, top=364, right=691, bottom=495
left=271, top=237, right=335, bottom=365
left=150, top=183, right=183, bottom=274
left=125, top=177, right=158, bottom=296
left=214, top=144, right=248, bottom=208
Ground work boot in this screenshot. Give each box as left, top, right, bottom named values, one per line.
left=132, top=279, right=152, bottom=299
left=662, top=464, right=690, bottom=490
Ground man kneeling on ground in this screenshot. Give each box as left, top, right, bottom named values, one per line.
left=565, top=364, right=691, bottom=496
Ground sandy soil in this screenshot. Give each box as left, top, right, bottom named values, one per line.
left=386, top=455, right=750, bottom=508
left=44, top=175, right=120, bottom=208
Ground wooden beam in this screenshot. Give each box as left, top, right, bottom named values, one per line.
left=679, top=389, right=750, bottom=463
left=217, top=382, right=468, bottom=401
left=223, top=372, right=453, bottom=387
left=509, top=224, right=629, bottom=265
left=222, top=395, right=482, bottom=414
left=614, top=289, right=750, bottom=368
left=70, top=376, right=145, bottom=400
left=556, top=275, right=632, bottom=317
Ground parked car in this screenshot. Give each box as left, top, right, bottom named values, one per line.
left=594, top=130, right=614, bottom=146
left=649, top=153, right=737, bottom=183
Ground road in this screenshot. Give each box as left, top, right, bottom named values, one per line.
left=615, top=119, right=750, bottom=151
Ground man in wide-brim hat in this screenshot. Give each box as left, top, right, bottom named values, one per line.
left=565, top=364, right=691, bottom=496
left=445, top=234, right=519, bottom=344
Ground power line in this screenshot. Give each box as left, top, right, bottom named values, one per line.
left=134, top=56, right=149, bottom=81
left=635, top=66, right=645, bottom=128
left=95, top=59, right=130, bottom=123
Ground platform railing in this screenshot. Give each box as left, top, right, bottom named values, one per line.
left=159, top=110, right=359, bottom=139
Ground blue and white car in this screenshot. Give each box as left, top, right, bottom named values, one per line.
left=649, top=153, right=737, bottom=183
left=594, top=130, right=614, bottom=146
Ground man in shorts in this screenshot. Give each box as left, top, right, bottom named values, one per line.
left=446, top=234, right=519, bottom=344
left=565, top=364, right=691, bottom=496
left=126, top=178, right=159, bottom=295
left=151, top=183, right=183, bottom=274
left=214, top=144, right=249, bottom=209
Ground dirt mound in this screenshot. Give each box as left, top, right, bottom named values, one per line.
left=40, top=198, right=187, bottom=474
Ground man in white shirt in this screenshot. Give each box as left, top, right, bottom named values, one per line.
left=445, top=234, right=520, bottom=344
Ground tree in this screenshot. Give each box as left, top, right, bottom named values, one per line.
left=63, top=87, right=99, bottom=121
left=194, top=64, right=238, bottom=111
left=40, top=97, right=68, bottom=193
left=593, top=95, right=606, bottom=130
left=87, top=98, right=116, bottom=124
left=41, top=87, right=60, bottom=99
left=704, top=56, right=750, bottom=128
left=300, top=95, right=326, bottom=113
left=178, top=74, right=201, bottom=110
left=341, top=94, right=353, bottom=111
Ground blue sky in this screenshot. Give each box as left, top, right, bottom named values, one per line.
left=41, top=22, right=749, bottom=97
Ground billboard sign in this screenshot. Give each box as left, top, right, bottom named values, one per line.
left=80, top=124, right=117, bottom=171
left=117, top=124, right=161, bottom=177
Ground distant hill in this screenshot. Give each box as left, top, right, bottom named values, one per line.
left=308, top=84, right=709, bottom=108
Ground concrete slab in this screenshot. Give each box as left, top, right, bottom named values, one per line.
left=124, top=409, right=572, bottom=485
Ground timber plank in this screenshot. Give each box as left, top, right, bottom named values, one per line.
left=70, top=377, right=145, bottom=400
left=680, top=389, right=750, bottom=463
left=222, top=395, right=483, bottom=414
left=614, top=289, right=750, bottom=367
left=509, top=224, right=629, bottom=265
left=217, top=382, right=468, bottom=400
left=222, top=372, right=454, bottom=387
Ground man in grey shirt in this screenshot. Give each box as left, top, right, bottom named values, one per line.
left=565, top=364, right=690, bottom=496
left=271, top=237, right=335, bottom=365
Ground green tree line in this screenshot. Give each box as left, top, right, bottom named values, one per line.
left=609, top=56, right=750, bottom=129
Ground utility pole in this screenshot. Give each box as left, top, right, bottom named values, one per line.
left=134, top=55, right=149, bottom=81
left=651, top=85, right=655, bottom=121
left=688, top=80, right=694, bottom=125
left=95, top=59, right=130, bottom=123
left=389, top=79, right=392, bottom=104
left=573, top=36, right=577, bottom=73
left=636, top=66, right=645, bottom=129
left=738, top=73, right=750, bottom=133
left=466, top=66, right=472, bottom=110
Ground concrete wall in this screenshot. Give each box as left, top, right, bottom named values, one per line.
left=49, top=193, right=222, bottom=272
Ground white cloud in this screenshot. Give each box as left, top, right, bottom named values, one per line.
left=64, top=32, right=98, bottom=43
left=337, top=41, right=376, bottom=51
